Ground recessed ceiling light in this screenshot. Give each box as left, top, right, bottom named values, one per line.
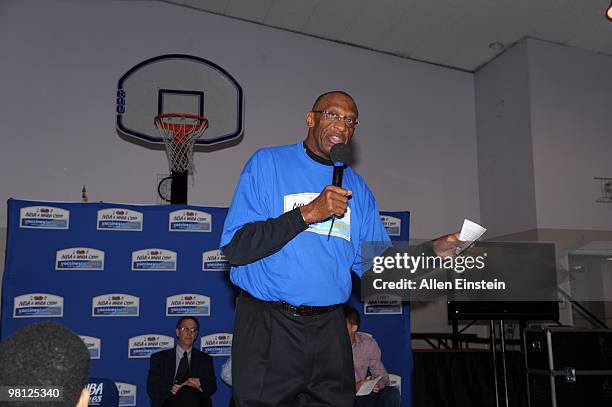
left=489, top=42, right=505, bottom=51
left=606, top=257, right=612, bottom=261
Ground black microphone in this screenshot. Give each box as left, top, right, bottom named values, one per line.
left=330, top=143, right=351, bottom=187
left=328, top=144, right=352, bottom=239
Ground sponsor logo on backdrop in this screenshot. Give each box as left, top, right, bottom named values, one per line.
left=380, top=215, right=401, bottom=236
left=131, top=248, right=176, bottom=271
left=201, top=333, right=232, bottom=356
left=169, top=209, right=211, bottom=232
left=13, top=293, right=64, bottom=318
left=128, top=335, right=174, bottom=358
left=284, top=193, right=351, bottom=241
left=80, top=335, right=101, bottom=359
left=97, top=208, right=143, bottom=231
left=87, top=381, right=105, bottom=406
left=202, top=249, right=230, bottom=272
left=166, top=294, right=211, bottom=316
left=115, top=382, right=137, bottom=407
left=19, top=206, right=69, bottom=230
left=389, top=374, right=402, bottom=394
left=56, top=247, right=105, bottom=271
left=92, top=294, right=140, bottom=317
left=364, top=294, right=403, bottom=315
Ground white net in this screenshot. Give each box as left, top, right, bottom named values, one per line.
left=154, top=114, right=208, bottom=173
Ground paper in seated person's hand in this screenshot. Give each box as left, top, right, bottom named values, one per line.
left=356, top=375, right=383, bottom=396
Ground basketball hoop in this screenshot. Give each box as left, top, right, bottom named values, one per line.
left=154, top=113, right=208, bottom=204
left=154, top=113, right=208, bottom=173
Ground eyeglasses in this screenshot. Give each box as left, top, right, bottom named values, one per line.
left=178, top=327, right=198, bottom=333
left=312, top=110, right=359, bottom=129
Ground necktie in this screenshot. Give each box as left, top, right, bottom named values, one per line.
left=175, top=350, right=190, bottom=384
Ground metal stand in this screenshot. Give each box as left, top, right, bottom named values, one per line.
left=170, top=170, right=188, bottom=204
left=490, top=320, right=500, bottom=407
left=490, top=319, right=510, bottom=407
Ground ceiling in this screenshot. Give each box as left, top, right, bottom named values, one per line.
left=161, top=0, right=612, bottom=72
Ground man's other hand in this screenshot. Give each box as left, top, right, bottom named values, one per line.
left=300, top=185, right=352, bottom=224
left=433, top=232, right=463, bottom=257
left=170, top=383, right=182, bottom=394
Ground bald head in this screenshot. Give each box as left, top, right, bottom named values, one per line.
left=312, top=91, right=358, bottom=118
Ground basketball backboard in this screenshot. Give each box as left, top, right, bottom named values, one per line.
left=116, top=54, right=243, bottom=145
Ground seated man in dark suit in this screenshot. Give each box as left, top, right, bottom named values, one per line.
left=147, top=316, right=217, bottom=407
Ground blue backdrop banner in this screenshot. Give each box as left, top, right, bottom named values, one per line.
left=1, top=199, right=411, bottom=407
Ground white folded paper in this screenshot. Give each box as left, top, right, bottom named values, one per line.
left=455, top=219, right=487, bottom=255
left=459, top=219, right=486, bottom=241
left=356, top=375, right=383, bottom=396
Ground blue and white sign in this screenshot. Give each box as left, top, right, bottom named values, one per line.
left=166, top=294, right=211, bottom=316
left=80, top=335, right=102, bottom=359
left=128, top=335, right=174, bottom=358
left=56, top=247, right=105, bottom=271
left=131, top=248, right=176, bottom=271
left=19, top=205, right=69, bottom=230
left=201, top=333, right=232, bottom=356
left=2, top=200, right=413, bottom=407
left=92, top=294, right=140, bottom=317
left=380, top=215, right=401, bottom=237
left=169, top=209, right=211, bottom=232
left=202, top=249, right=230, bottom=272
left=13, top=293, right=64, bottom=318
left=115, top=382, right=137, bottom=407
left=97, top=208, right=143, bottom=231
left=364, top=294, right=403, bottom=315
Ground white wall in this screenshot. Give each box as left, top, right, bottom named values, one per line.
left=0, top=0, right=479, bottom=241
left=475, top=41, right=538, bottom=238
left=527, top=39, right=612, bottom=231
left=475, top=38, right=612, bottom=236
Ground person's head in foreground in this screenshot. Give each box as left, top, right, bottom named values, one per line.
left=0, top=321, right=90, bottom=407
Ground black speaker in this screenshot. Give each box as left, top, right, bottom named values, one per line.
left=526, top=328, right=612, bottom=407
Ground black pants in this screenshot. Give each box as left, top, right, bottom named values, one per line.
left=162, top=386, right=211, bottom=407
left=354, top=386, right=401, bottom=407
left=232, top=294, right=355, bottom=407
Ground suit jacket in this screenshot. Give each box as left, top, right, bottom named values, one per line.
left=147, top=346, right=217, bottom=407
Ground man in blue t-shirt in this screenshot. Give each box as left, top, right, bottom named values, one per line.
left=221, top=91, right=460, bottom=407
